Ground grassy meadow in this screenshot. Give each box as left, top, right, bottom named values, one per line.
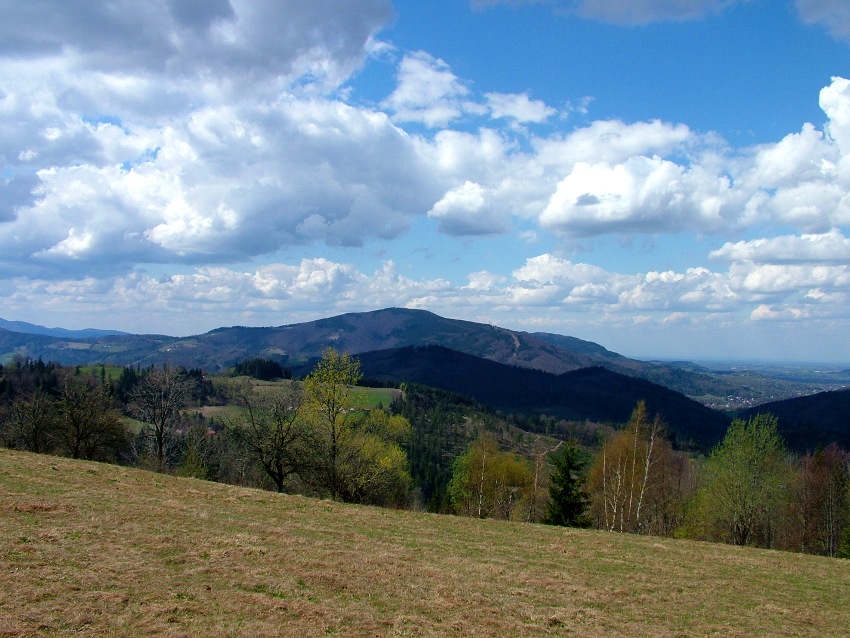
left=1, top=448, right=848, bottom=637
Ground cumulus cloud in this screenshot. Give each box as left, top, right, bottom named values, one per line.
left=428, top=181, right=510, bottom=236
left=748, top=123, right=837, bottom=189
left=485, top=92, right=556, bottom=123
left=382, top=51, right=486, bottom=127
left=541, top=157, right=703, bottom=235
left=710, top=229, right=850, bottom=264
left=397, top=72, right=850, bottom=241
left=820, top=77, right=850, bottom=155
left=7, top=0, right=850, bottom=279
left=750, top=304, right=808, bottom=322
left=0, top=97, right=443, bottom=276
left=465, top=270, right=507, bottom=291
left=0, top=0, right=443, bottom=278
left=0, top=0, right=392, bottom=89
left=729, top=262, right=850, bottom=296
left=522, top=77, right=850, bottom=237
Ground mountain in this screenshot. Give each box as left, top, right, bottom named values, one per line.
left=0, top=308, right=832, bottom=408
left=0, top=317, right=128, bottom=339
left=356, top=345, right=730, bottom=452
left=0, top=308, right=624, bottom=372
left=740, top=388, right=850, bottom=452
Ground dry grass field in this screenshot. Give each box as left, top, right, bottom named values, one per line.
left=1, top=448, right=848, bottom=637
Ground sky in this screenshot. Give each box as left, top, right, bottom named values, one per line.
left=2, top=0, right=850, bottom=363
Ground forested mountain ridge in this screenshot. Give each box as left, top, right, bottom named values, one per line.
left=355, top=345, right=730, bottom=452
left=0, top=308, right=845, bottom=407
left=0, top=308, right=677, bottom=382
left=740, top=387, right=850, bottom=453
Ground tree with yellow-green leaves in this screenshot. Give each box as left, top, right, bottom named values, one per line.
left=683, top=414, right=791, bottom=547
left=448, top=434, right=532, bottom=520
left=302, top=349, right=412, bottom=506
left=587, top=401, right=690, bottom=536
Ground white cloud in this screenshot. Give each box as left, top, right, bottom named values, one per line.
left=0, top=94, right=444, bottom=276
left=382, top=51, right=485, bottom=127
left=729, top=262, right=850, bottom=296
left=0, top=0, right=441, bottom=278
left=750, top=304, right=808, bottom=322
left=534, top=119, right=694, bottom=165
left=710, top=229, right=850, bottom=263
left=511, top=254, right=611, bottom=285
left=465, top=270, right=507, bottom=291
left=767, top=181, right=850, bottom=231
left=5, top=31, right=850, bottom=277
left=428, top=180, right=510, bottom=236
left=820, top=76, right=850, bottom=156
left=485, top=92, right=556, bottom=123
left=748, top=123, right=836, bottom=189
left=539, top=156, right=738, bottom=235
left=413, top=74, right=850, bottom=241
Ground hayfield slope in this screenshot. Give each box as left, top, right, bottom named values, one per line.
left=2, top=449, right=848, bottom=637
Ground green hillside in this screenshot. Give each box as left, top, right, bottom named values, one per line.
left=2, top=449, right=847, bottom=637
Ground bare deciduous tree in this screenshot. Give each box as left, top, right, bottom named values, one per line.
left=131, top=366, right=195, bottom=471
left=57, top=374, right=128, bottom=461
left=228, top=380, right=305, bottom=492
left=6, top=389, right=58, bottom=453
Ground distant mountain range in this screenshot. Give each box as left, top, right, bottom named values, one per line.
left=1, top=308, right=673, bottom=375
left=0, top=308, right=846, bottom=409
left=0, top=317, right=128, bottom=339
left=2, top=308, right=849, bottom=453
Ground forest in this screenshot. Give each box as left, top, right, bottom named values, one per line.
left=1, top=352, right=848, bottom=559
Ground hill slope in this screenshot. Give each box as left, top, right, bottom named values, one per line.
left=357, top=345, right=730, bottom=451
left=740, top=388, right=850, bottom=452
left=2, top=449, right=847, bottom=637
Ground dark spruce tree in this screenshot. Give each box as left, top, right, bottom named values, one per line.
left=232, top=358, right=290, bottom=381
left=543, top=440, right=592, bottom=528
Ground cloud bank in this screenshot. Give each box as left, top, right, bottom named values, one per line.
left=1, top=0, right=849, bottom=361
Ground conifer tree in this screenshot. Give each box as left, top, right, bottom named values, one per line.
left=544, top=440, right=591, bottom=528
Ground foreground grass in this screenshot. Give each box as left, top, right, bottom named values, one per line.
left=1, top=449, right=847, bottom=637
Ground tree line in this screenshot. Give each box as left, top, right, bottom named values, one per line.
left=0, top=352, right=411, bottom=507
left=446, top=401, right=850, bottom=558
left=1, top=354, right=848, bottom=558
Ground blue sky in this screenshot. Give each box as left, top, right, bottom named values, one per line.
left=1, top=0, right=850, bottom=362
